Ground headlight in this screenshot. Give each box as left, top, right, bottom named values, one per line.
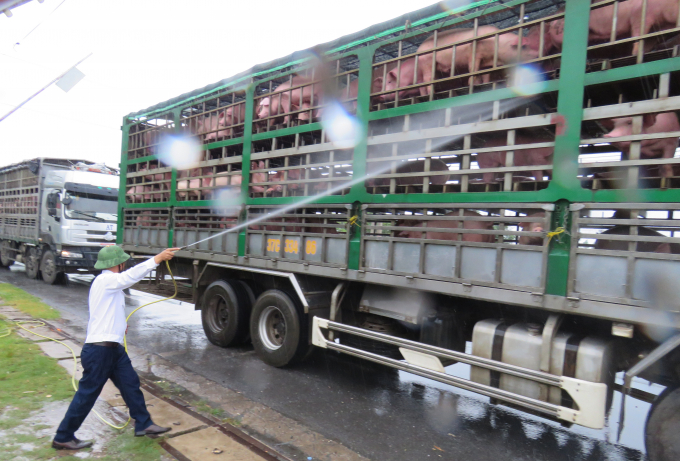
left=61, top=250, right=83, bottom=259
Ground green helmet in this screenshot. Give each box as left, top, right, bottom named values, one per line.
left=94, top=245, right=130, bottom=270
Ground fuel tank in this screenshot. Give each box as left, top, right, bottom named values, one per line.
left=470, top=319, right=618, bottom=408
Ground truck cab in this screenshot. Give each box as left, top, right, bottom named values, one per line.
left=40, top=169, right=119, bottom=280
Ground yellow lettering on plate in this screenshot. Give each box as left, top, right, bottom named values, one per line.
left=266, top=238, right=280, bottom=252
left=305, top=240, right=317, bottom=255
left=284, top=239, right=299, bottom=254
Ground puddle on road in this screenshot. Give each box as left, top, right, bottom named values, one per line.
left=399, top=364, right=653, bottom=457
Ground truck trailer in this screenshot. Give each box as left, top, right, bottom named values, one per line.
left=0, top=158, right=119, bottom=283
left=118, top=1, right=680, bottom=459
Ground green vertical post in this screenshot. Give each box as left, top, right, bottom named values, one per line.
left=239, top=83, right=256, bottom=257
left=347, top=48, right=373, bottom=269
left=545, top=0, right=590, bottom=296
left=168, top=108, right=183, bottom=248
left=116, top=121, right=129, bottom=245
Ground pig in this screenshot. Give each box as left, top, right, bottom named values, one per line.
left=264, top=165, right=335, bottom=196
left=256, top=75, right=320, bottom=125
left=603, top=112, right=680, bottom=178
left=379, top=58, right=421, bottom=101
left=176, top=169, right=203, bottom=201
left=201, top=103, right=246, bottom=143
left=126, top=185, right=144, bottom=203
left=542, top=1, right=637, bottom=55
left=211, top=172, right=242, bottom=189
left=477, top=134, right=554, bottom=183
left=146, top=164, right=171, bottom=201
left=393, top=159, right=450, bottom=186
left=631, top=0, right=680, bottom=54
left=366, top=159, right=450, bottom=189
left=518, top=212, right=546, bottom=245
left=265, top=167, right=304, bottom=196
left=136, top=210, right=153, bottom=227
left=396, top=210, right=495, bottom=243
left=249, top=161, right=269, bottom=195
left=594, top=225, right=680, bottom=253
left=339, top=73, right=386, bottom=111
left=220, top=217, right=238, bottom=229
left=303, top=216, right=340, bottom=234
left=417, top=26, right=539, bottom=96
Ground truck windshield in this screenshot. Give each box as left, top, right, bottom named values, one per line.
left=63, top=191, right=118, bottom=223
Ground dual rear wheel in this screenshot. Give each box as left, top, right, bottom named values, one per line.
left=0, top=241, right=12, bottom=268
left=646, top=386, right=680, bottom=461
left=201, top=281, right=309, bottom=367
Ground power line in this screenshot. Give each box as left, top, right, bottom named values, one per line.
left=13, top=0, right=68, bottom=48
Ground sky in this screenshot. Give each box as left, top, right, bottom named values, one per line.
left=0, top=0, right=440, bottom=169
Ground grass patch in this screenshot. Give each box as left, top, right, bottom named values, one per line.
left=0, top=319, right=73, bottom=415
left=98, top=430, right=165, bottom=461
left=0, top=318, right=74, bottom=461
left=223, top=416, right=242, bottom=427
left=152, top=378, right=230, bottom=421
left=0, top=320, right=164, bottom=460
left=0, top=429, right=165, bottom=461
left=195, top=399, right=227, bottom=418
left=0, top=283, right=60, bottom=319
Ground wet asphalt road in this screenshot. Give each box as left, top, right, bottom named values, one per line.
left=0, top=266, right=656, bottom=461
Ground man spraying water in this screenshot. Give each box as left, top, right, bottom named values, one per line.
left=52, top=245, right=179, bottom=450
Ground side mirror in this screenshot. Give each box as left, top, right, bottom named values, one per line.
left=61, top=196, right=72, bottom=205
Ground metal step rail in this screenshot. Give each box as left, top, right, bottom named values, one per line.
left=312, top=317, right=607, bottom=429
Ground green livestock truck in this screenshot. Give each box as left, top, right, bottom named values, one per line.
left=117, top=1, right=680, bottom=458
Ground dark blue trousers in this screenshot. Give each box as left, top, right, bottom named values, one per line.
left=54, top=343, right=153, bottom=442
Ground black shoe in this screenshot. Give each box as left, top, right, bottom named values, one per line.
left=52, top=437, right=93, bottom=450
left=135, top=424, right=171, bottom=437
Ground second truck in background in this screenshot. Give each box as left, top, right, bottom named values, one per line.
left=0, top=158, right=120, bottom=283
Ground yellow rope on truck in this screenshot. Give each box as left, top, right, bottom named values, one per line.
left=546, top=227, right=566, bottom=244
left=3, top=260, right=177, bottom=430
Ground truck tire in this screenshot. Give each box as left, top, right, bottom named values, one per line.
left=40, top=250, right=63, bottom=285
left=645, top=386, right=680, bottom=461
left=234, top=281, right=255, bottom=343
left=201, top=280, right=251, bottom=347
left=24, top=247, right=41, bottom=280
left=250, top=289, right=310, bottom=368
left=0, top=241, right=12, bottom=268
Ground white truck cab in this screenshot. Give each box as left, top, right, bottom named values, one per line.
left=0, top=158, right=120, bottom=283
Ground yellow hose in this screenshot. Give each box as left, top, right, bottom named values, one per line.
left=2, top=260, right=177, bottom=430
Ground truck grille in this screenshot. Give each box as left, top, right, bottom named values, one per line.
left=82, top=229, right=116, bottom=243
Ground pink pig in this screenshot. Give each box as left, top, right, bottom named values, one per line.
left=417, top=26, right=539, bottom=96
left=477, top=134, right=554, bottom=183
left=518, top=212, right=546, bottom=246
left=201, top=103, right=246, bottom=143
left=603, top=112, right=680, bottom=179
left=256, top=75, right=320, bottom=125
left=630, top=0, right=679, bottom=54
left=379, top=58, right=420, bottom=101
left=249, top=161, right=269, bottom=195
left=266, top=167, right=303, bottom=196
left=541, top=1, right=637, bottom=55
left=339, top=74, right=386, bottom=111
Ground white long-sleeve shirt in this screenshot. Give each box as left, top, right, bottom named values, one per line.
left=85, top=257, right=159, bottom=344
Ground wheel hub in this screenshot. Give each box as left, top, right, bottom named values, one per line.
left=43, top=256, right=55, bottom=277
left=209, top=297, right=229, bottom=331
left=259, top=305, right=285, bottom=350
